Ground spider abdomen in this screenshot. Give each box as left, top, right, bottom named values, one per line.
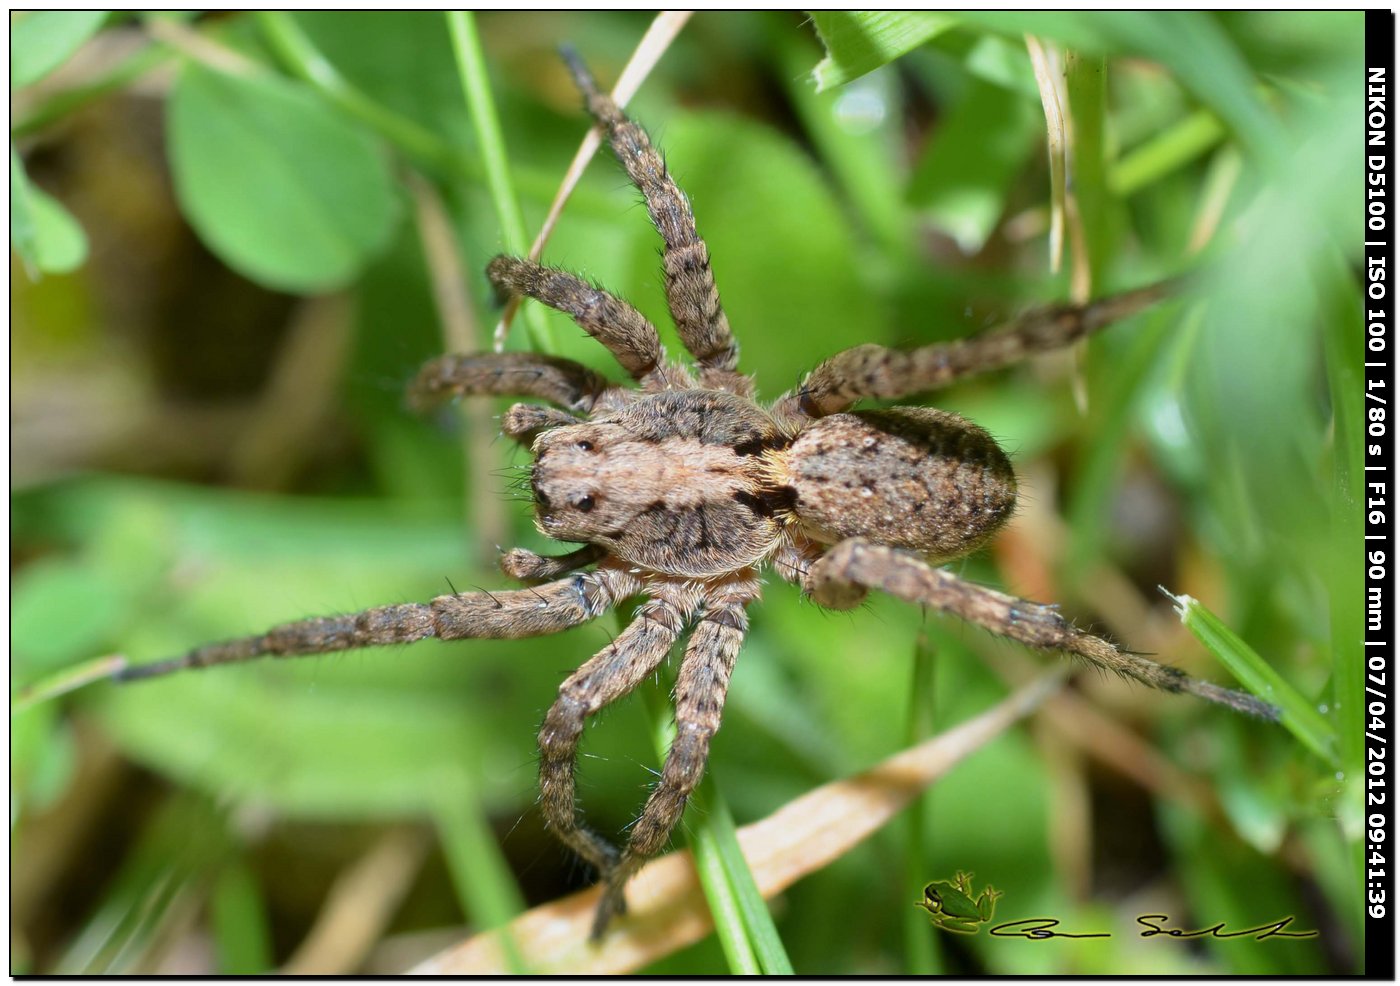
left=780, top=407, right=1016, bottom=561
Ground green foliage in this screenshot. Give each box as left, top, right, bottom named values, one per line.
left=906, top=76, right=1040, bottom=252
left=1166, top=591, right=1339, bottom=766
left=11, top=10, right=1364, bottom=976
left=11, top=10, right=110, bottom=88
left=167, top=62, right=400, bottom=292
left=10, top=144, right=88, bottom=275
left=809, top=12, right=956, bottom=91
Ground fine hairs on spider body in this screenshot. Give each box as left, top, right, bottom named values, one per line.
left=115, top=49, right=1278, bottom=940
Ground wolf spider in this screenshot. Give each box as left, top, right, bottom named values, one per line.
left=116, top=50, right=1275, bottom=940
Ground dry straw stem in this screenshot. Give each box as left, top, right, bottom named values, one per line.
left=409, top=173, right=506, bottom=563
left=493, top=10, right=694, bottom=350
left=281, top=825, right=431, bottom=975
left=1025, top=34, right=1066, bottom=279
left=411, top=671, right=1065, bottom=975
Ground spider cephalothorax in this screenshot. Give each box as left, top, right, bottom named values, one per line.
left=117, top=49, right=1276, bottom=940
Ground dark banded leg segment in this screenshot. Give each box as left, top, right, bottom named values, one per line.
left=592, top=579, right=757, bottom=940
left=804, top=539, right=1277, bottom=720
left=487, top=256, right=685, bottom=392
left=115, top=568, right=640, bottom=682
left=773, top=282, right=1175, bottom=421
left=562, top=48, right=747, bottom=395
left=537, top=589, right=695, bottom=883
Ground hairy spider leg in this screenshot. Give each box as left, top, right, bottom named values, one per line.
left=802, top=539, right=1278, bottom=720
left=113, top=569, right=640, bottom=682
left=562, top=46, right=748, bottom=396
left=592, top=577, right=757, bottom=940
left=537, top=584, right=699, bottom=885
left=406, top=350, right=614, bottom=415
left=487, top=256, right=689, bottom=392
left=773, top=280, right=1176, bottom=422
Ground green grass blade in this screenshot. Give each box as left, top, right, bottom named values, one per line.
left=808, top=12, right=957, bottom=92
left=1110, top=109, right=1225, bottom=197
left=445, top=10, right=551, bottom=352
left=432, top=779, right=530, bottom=974
left=1064, top=50, right=1111, bottom=291
left=13, top=653, right=126, bottom=713
left=642, top=681, right=793, bottom=974
left=691, top=775, right=795, bottom=975
left=1318, top=250, right=1366, bottom=774
left=900, top=635, right=941, bottom=974
left=642, top=682, right=760, bottom=973
left=211, top=859, right=273, bottom=974
left=1162, top=589, right=1339, bottom=766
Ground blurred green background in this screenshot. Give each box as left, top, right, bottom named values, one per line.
left=12, top=10, right=1365, bottom=974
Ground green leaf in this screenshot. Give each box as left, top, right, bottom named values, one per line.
left=8, top=145, right=83, bottom=275
left=12, top=559, right=128, bottom=677
left=167, top=62, right=399, bottom=293
left=11, top=145, right=39, bottom=275
left=906, top=76, right=1039, bottom=252
left=28, top=184, right=90, bottom=273
left=809, top=11, right=957, bottom=91
left=1163, top=590, right=1339, bottom=766
left=11, top=10, right=109, bottom=88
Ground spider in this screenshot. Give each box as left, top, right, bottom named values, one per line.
left=115, top=49, right=1276, bottom=941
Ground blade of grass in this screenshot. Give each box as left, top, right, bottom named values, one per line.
left=900, top=634, right=941, bottom=974
left=1160, top=589, right=1339, bottom=766
left=808, top=12, right=957, bottom=92
left=642, top=678, right=793, bottom=974
left=210, top=859, right=273, bottom=974
left=1064, top=50, right=1110, bottom=301
left=431, top=776, right=529, bottom=974
left=1110, top=109, right=1226, bottom=197
left=690, top=775, right=794, bottom=974
left=1318, top=249, right=1365, bottom=774
left=445, top=10, right=551, bottom=353
left=13, top=653, right=127, bottom=712
left=641, top=679, right=758, bottom=974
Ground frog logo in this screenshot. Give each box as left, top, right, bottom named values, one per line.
left=915, top=872, right=1003, bottom=934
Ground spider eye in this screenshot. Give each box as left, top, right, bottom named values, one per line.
left=576, top=494, right=595, bottom=512
left=576, top=440, right=594, bottom=452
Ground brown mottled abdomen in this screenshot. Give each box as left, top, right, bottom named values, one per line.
left=780, top=408, right=1017, bottom=561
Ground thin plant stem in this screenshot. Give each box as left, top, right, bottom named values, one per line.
left=900, top=633, right=941, bottom=973
left=256, top=11, right=466, bottom=180
left=445, top=10, right=552, bottom=352
left=431, top=777, right=530, bottom=974
left=640, top=679, right=791, bottom=974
